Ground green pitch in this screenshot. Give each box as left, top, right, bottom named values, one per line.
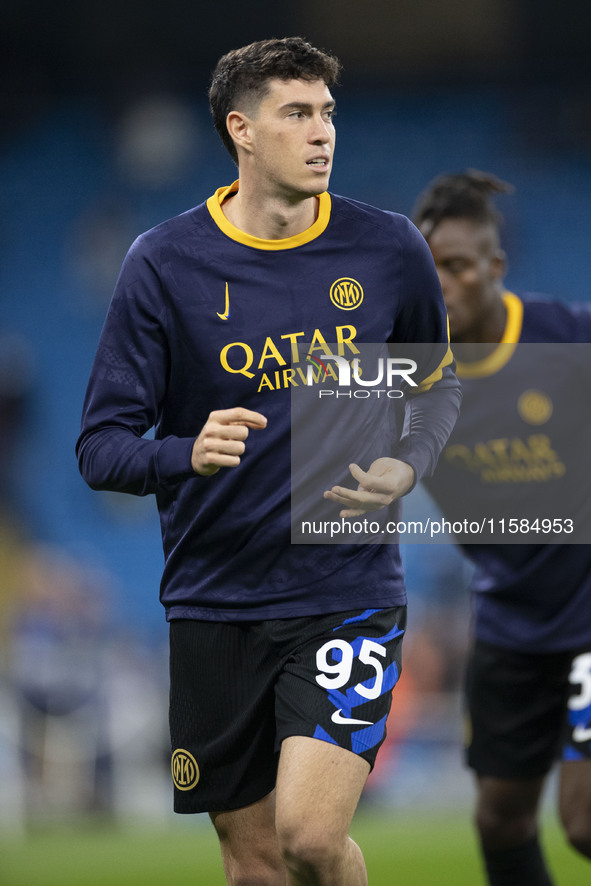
left=1, top=811, right=589, bottom=885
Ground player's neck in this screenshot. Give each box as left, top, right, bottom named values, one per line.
left=452, top=291, right=507, bottom=360
left=457, top=293, right=507, bottom=343
left=221, top=181, right=319, bottom=241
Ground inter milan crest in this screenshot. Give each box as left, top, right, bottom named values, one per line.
left=171, top=749, right=199, bottom=790
left=517, top=389, right=553, bottom=425
left=329, top=278, right=364, bottom=310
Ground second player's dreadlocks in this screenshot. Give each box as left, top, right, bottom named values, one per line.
left=412, top=169, right=514, bottom=239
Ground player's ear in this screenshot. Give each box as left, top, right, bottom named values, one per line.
left=491, top=248, right=506, bottom=280
left=226, top=111, right=253, bottom=156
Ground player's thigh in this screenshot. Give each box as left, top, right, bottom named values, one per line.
left=275, top=735, right=369, bottom=844
left=476, top=774, right=546, bottom=821
left=474, top=774, right=547, bottom=849
left=465, top=639, right=572, bottom=779
left=559, top=760, right=591, bottom=832
left=169, top=619, right=280, bottom=814
left=274, top=605, right=406, bottom=772
left=210, top=790, right=284, bottom=877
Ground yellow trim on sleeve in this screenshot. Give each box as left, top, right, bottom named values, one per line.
left=454, top=291, right=523, bottom=379
left=415, top=341, right=454, bottom=392
left=206, top=180, right=332, bottom=250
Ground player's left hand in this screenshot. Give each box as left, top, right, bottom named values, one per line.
left=323, top=457, right=415, bottom=518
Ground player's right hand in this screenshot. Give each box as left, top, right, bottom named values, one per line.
left=191, top=407, right=267, bottom=476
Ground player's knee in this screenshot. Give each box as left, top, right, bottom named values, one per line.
left=216, top=837, right=285, bottom=886
left=475, top=806, right=537, bottom=851
left=475, top=804, right=505, bottom=843
left=223, top=861, right=285, bottom=886
left=229, top=875, right=279, bottom=886
left=566, top=831, right=591, bottom=860
left=281, top=843, right=341, bottom=882
left=277, top=822, right=343, bottom=879
left=562, top=816, right=591, bottom=860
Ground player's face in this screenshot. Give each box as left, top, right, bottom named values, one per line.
left=423, top=218, right=505, bottom=342
left=246, top=78, right=336, bottom=199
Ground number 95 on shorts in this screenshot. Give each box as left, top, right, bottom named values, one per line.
left=275, top=605, right=406, bottom=768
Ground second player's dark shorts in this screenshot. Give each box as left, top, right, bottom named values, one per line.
left=465, top=639, right=591, bottom=779
left=169, top=606, right=406, bottom=813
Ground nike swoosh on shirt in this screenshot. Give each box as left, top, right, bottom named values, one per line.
left=217, top=282, right=230, bottom=320
left=331, top=709, right=374, bottom=726
left=573, top=723, right=591, bottom=742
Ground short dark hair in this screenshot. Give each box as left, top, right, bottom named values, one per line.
left=412, top=170, right=514, bottom=239
left=209, top=36, right=341, bottom=164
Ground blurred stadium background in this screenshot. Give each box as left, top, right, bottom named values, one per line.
left=1, top=2, right=591, bottom=882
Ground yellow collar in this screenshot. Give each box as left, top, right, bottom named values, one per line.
left=455, top=291, right=523, bottom=378
left=206, top=181, right=332, bottom=250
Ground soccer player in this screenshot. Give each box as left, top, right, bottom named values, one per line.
left=413, top=170, right=591, bottom=886
left=77, top=38, right=460, bottom=885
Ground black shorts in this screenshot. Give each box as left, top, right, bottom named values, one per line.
left=465, top=639, right=591, bottom=779
left=169, top=606, right=406, bottom=813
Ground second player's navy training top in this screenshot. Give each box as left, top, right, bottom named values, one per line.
left=425, top=292, right=591, bottom=652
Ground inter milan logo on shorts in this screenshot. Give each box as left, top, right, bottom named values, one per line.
left=517, top=389, right=553, bottom=425
left=171, top=749, right=199, bottom=790
left=329, top=278, right=364, bottom=310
